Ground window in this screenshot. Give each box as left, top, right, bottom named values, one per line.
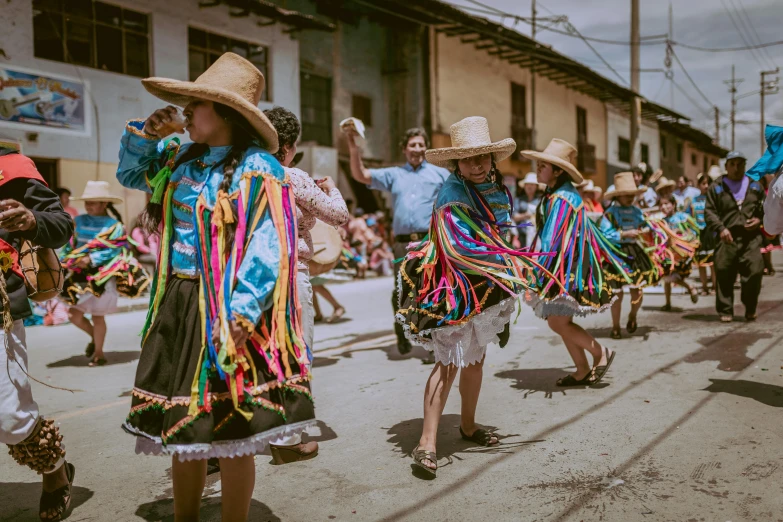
left=641, top=143, right=649, bottom=165
left=30, top=158, right=58, bottom=189
left=32, top=0, right=150, bottom=77
left=661, top=135, right=667, bottom=158
left=691, top=153, right=697, bottom=166
left=676, top=143, right=683, bottom=163
left=576, top=106, right=587, bottom=143
left=351, top=95, right=372, bottom=127
left=300, top=72, right=332, bottom=147
left=618, top=137, right=631, bottom=163
left=511, top=83, right=527, bottom=128
left=703, top=155, right=708, bottom=173
left=188, top=28, right=269, bottom=101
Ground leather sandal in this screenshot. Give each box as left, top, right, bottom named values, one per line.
left=412, top=445, right=437, bottom=478
left=626, top=316, right=638, bottom=334
left=39, top=461, right=74, bottom=522
left=459, top=427, right=499, bottom=447
left=556, top=373, right=597, bottom=387
left=270, top=441, right=319, bottom=465
left=592, top=347, right=616, bottom=384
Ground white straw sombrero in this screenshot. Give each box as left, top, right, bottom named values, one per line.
left=520, top=138, right=584, bottom=184
left=74, top=181, right=123, bottom=204
left=605, top=172, right=646, bottom=199
left=518, top=172, right=546, bottom=191
left=141, top=52, right=278, bottom=153
left=425, top=117, right=516, bottom=169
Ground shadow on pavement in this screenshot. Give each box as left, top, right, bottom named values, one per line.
left=702, top=379, right=783, bottom=407
left=136, top=497, right=280, bottom=522
left=46, top=350, right=140, bottom=368
left=586, top=326, right=655, bottom=341
left=494, top=368, right=609, bottom=398
left=312, top=341, right=433, bottom=368
left=0, top=482, right=93, bottom=521
left=686, top=332, right=773, bottom=371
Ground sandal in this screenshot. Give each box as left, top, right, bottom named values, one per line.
left=325, top=307, right=345, bottom=324
left=84, top=341, right=95, bottom=358
left=592, top=347, right=616, bottom=384
left=556, top=373, right=596, bottom=387
left=720, top=315, right=733, bottom=323
left=39, top=461, right=75, bottom=522
left=689, top=288, right=699, bottom=304
left=610, top=328, right=622, bottom=340
left=88, top=357, right=107, bottom=367
left=626, top=317, right=638, bottom=334
left=745, top=313, right=757, bottom=322
left=661, top=304, right=673, bottom=312
left=314, top=314, right=324, bottom=323
left=459, top=427, right=499, bottom=447
left=411, top=445, right=437, bottom=478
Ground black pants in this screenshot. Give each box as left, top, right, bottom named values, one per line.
left=391, top=240, right=410, bottom=345
left=714, top=233, right=764, bottom=317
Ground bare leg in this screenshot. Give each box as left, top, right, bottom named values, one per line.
left=548, top=316, right=606, bottom=379
left=610, top=289, right=623, bottom=332
left=699, top=266, right=710, bottom=293
left=312, top=289, right=323, bottom=321
left=68, top=308, right=93, bottom=338
left=91, top=315, right=107, bottom=360
left=664, top=282, right=672, bottom=308
left=628, top=288, right=643, bottom=321
left=313, top=286, right=342, bottom=311
left=172, top=457, right=207, bottom=522
left=219, top=456, right=256, bottom=522
left=418, top=362, right=459, bottom=469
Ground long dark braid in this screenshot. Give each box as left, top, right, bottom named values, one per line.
left=106, top=202, right=123, bottom=223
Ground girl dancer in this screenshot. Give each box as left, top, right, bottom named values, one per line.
left=685, top=174, right=716, bottom=294
left=521, top=139, right=629, bottom=386
left=601, top=172, right=662, bottom=339
left=116, top=53, right=314, bottom=520
left=656, top=195, right=700, bottom=310
left=60, top=181, right=149, bottom=366
left=396, top=117, right=548, bottom=478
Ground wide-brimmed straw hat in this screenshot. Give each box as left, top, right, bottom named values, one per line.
left=655, top=176, right=676, bottom=193
left=605, top=172, right=646, bottom=199
left=425, top=117, right=516, bottom=169
left=75, top=181, right=123, bottom=204
left=520, top=139, right=584, bottom=184
left=141, top=52, right=278, bottom=153
left=518, top=172, right=546, bottom=190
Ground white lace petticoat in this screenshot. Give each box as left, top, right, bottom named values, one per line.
left=396, top=297, right=516, bottom=368
left=524, top=291, right=616, bottom=319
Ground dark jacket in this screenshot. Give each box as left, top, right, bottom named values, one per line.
left=0, top=152, right=73, bottom=320
left=704, top=175, right=765, bottom=240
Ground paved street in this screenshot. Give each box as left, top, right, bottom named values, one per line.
left=2, top=260, right=783, bottom=522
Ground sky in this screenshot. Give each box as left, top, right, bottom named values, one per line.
left=448, top=0, right=783, bottom=162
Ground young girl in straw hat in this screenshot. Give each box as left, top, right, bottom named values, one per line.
left=600, top=172, right=663, bottom=339
left=397, top=116, right=550, bottom=478
left=520, top=139, right=630, bottom=386
left=60, top=181, right=149, bottom=366
left=653, top=195, right=701, bottom=310
left=116, top=52, right=314, bottom=519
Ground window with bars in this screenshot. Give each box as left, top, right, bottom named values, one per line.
left=32, top=0, right=150, bottom=77
left=351, top=95, right=372, bottom=127
left=188, top=28, right=270, bottom=101
left=618, top=137, right=631, bottom=163
left=300, top=72, right=332, bottom=147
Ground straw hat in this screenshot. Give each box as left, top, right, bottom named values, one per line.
left=425, top=117, right=516, bottom=169
left=141, top=52, right=278, bottom=153
left=605, top=172, right=646, bottom=199
left=75, top=181, right=123, bottom=204
left=518, top=172, right=545, bottom=190
left=580, top=180, right=596, bottom=192
left=520, top=139, right=584, bottom=184
left=655, top=176, right=676, bottom=193
left=649, top=168, right=663, bottom=184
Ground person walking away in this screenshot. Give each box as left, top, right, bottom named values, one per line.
left=344, top=125, right=449, bottom=355
left=705, top=151, right=765, bottom=322
left=0, top=147, right=76, bottom=521
left=264, top=106, right=349, bottom=463
left=116, top=53, right=315, bottom=521
left=521, top=139, right=629, bottom=386
left=59, top=181, right=150, bottom=366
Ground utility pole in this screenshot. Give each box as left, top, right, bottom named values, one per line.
left=723, top=65, right=744, bottom=150
left=630, top=0, right=641, bottom=165
left=668, top=2, right=674, bottom=107
left=760, top=68, right=780, bottom=155
left=714, top=106, right=720, bottom=146
left=531, top=0, right=537, bottom=150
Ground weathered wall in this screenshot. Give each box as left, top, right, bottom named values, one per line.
left=606, top=107, right=660, bottom=185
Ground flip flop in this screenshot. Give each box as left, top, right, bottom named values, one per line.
left=556, top=373, right=596, bottom=387
left=626, top=317, right=638, bottom=334
left=39, top=461, right=75, bottom=522
left=325, top=307, right=345, bottom=324
left=592, top=348, right=616, bottom=384
left=459, top=427, right=499, bottom=446
left=88, top=357, right=107, bottom=367
left=689, top=288, right=699, bottom=304
left=610, top=328, right=622, bottom=340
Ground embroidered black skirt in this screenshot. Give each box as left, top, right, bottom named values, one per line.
left=122, top=277, right=315, bottom=461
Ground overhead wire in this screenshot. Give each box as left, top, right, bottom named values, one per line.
left=668, top=46, right=717, bottom=110
left=719, top=0, right=765, bottom=68
left=731, top=0, right=778, bottom=68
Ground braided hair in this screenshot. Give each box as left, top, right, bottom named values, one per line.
left=106, top=202, right=123, bottom=223
left=139, top=102, right=263, bottom=241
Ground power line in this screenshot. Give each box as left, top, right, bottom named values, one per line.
left=731, top=0, right=778, bottom=68
left=668, top=45, right=717, bottom=110
left=720, top=0, right=765, bottom=68
left=562, top=21, right=628, bottom=85
left=672, top=39, right=783, bottom=52
left=671, top=78, right=712, bottom=116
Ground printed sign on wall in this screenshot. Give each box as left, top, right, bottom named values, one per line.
left=0, top=66, right=90, bottom=135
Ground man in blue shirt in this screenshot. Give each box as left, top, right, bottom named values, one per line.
left=345, top=127, right=449, bottom=354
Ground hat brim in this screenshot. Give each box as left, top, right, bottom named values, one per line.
left=518, top=179, right=546, bottom=190
left=141, top=78, right=279, bottom=154
left=425, top=139, right=517, bottom=169
left=74, top=195, right=124, bottom=204
left=519, top=150, right=584, bottom=184
left=604, top=187, right=646, bottom=199
left=655, top=181, right=676, bottom=193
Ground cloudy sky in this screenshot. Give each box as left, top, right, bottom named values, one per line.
left=449, top=0, right=783, bottom=161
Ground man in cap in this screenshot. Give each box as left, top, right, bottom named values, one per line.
left=344, top=126, right=449, bottom=355
left=704, top=150, right=766, bottom=322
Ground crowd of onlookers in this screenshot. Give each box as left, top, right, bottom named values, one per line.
left=338, top=200, right=395, bottom=278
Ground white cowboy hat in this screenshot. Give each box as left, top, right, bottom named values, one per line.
left=605, top=172, right=646, bottom=199
left=425, top=117, right=516, bottom=169
left=579, top=180, right=596, bottom=192
left=517, top=172, right=546, bottom=190
left=141, top=52, right=278, bottom=153
left=74, top=181, right=123, bottom=204
left=654, top=176, right=676, bottom=193
left=520, top=138, right=584, bottom=184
